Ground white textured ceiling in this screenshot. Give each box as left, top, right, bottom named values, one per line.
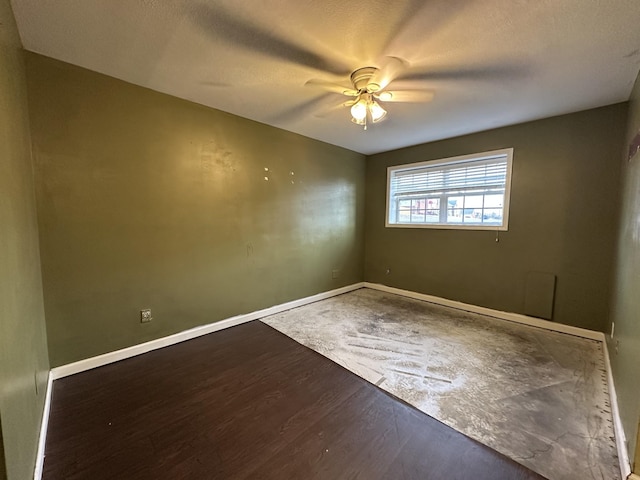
left=10, top=0, right=640, bottom=155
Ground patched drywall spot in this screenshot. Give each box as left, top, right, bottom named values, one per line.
left=200, top=141, right=235, bottom=183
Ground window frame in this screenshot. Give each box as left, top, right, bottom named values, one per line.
left=385, top=148, right=514, bottom=231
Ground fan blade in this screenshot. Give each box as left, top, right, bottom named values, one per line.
left=397, top=63, right=527, bottom=83
left=199, top=81, right=232, bottom=88
left=315, top=100, right=356, bottom=118
left=190, top=4, right=349, bottom=75
left=268, top=93, right=336, bottom=123
left=368, top=57, right=408, bottom=92
left=377, top=90, right=435, bottom=103
left=356, top=0, right=449, bottom=61
left=305, top=79, right=358, bottom=96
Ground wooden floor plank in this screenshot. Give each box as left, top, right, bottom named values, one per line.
left=43, top=321, right=547, bottom=479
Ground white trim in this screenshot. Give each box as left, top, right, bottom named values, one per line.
left=51, top=283, right=364, bottom=379
left=39, top=282, right=632, bottom=480
left=364, top=282, right=603, bottom=340
left=603, top=339, right=632, bottom=479
left=33, top=372, right=53, bottom=480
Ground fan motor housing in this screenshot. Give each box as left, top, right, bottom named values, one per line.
left=350, top=67, right=380, bottom=92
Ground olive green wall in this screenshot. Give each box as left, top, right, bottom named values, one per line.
left=0, top=423, right=5, bottom=480
left=26, top=53, right=366, bottom=368
left=365, top=104, right=626, bottom=332
left=0, top=2, right=50, bottom=480
left=609, top=70, right=640, bottom=466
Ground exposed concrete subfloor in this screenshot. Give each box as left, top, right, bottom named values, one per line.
left=262, top=288, right=619, bottom=480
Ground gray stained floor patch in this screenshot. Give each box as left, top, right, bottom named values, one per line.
left=262, top=288, right=620, bottom=480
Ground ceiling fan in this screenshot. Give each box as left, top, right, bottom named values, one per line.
left=189, top=4, right=525, bottom=128
left=305, top=57, right=435, bottom=129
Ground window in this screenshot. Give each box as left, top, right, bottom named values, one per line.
left=386, top=148, right=513, bottom=230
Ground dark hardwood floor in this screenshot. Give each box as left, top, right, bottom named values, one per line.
left=43, top=321, right=546, bottom=479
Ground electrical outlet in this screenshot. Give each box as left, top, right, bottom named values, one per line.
left=140, top=309, right=152, bottom=323
left=615, top=339, right=620, bottom=355
left=332, top=269, right=340, bottom=279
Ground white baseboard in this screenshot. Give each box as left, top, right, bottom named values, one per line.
left=50, top=283, right=364, bottom=380
left=33, top=371, right=53, bottom=480
left=364, top=282, right=604, bottom=341
left=603, top=339, right=632, bottom=479
left=43, top=281, right=631, bottom=480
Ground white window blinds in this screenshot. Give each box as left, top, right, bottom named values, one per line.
left=390, top=158, right=508, bottom=196
left=386, top=149, right=513, bottom=230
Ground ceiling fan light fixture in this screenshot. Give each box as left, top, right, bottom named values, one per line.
left=350, top=97, right=368, bottom=122
left=369, top=101, right=387, bottom=123
left=305, top=59, right=434, bottom=130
